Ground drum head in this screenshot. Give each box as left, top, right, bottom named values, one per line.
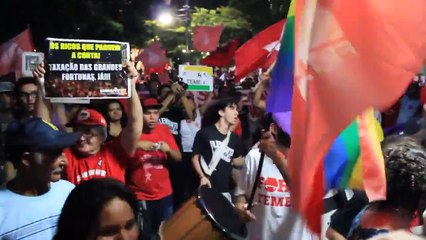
left=197, top=186, right=248, bottom=240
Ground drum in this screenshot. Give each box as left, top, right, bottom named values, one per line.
left=160, top=186, right=248, bottom=240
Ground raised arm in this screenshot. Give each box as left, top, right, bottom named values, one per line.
left=253, top=73, right=270, bottom=111
left=199, top=92, right=214, bottom=116
left=33, top=62, right=52, bottom=122
left=172, top=82, right=194, bottom=120
left=53, top=103, right=73, bottom=133
left=159, top=94, right=175, bottom=115
left=120, top=62, right=143, bottom=156
left=258, top=131, right=291, bottom=187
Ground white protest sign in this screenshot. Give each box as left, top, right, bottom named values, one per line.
left=179, top=65, right=213, bottom=92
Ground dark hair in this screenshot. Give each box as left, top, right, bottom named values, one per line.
left=14, top=77, right=37, bottom=94
left=54, top=178, right=139, bottom=240
left=150, top=72, right=159, bottom=81
left=101, top=100, right=128, bottom=128
left=5, top=145, right=29, bottom=169
left=201, top=97, right=238, bottom=128
left=218, top=86, right=242, bottom=103
left=406, top=82, right=420, bottom=100
left=145, top=78, right=161, bottom=98
left=260, top=113, right=291, bottom=148
left=380, top=137, right=426, bottom=212
left=12, top=77, right=38, bottom=120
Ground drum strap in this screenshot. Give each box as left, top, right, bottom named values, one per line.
left=200, top=131, right=231, bottom=176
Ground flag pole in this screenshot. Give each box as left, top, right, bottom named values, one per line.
left=266, top=60, right=277, bottom=74
left=247, top=152, right=266, bottom=210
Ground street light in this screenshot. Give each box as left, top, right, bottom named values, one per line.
left=158, top=11, right=174, bottom=26
left=156, top=1, right=193, bottom=63
left=177, top=1, right=193, bottom=63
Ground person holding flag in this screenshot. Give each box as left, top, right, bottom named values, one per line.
left=234, top=114, right=315, bottom=240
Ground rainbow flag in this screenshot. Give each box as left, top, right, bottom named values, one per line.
left=266, top=1, right=386, bottom=196
left=282, top=0, right=425, bottom=232
left=324, top=108, right=385, bottom=192
left=267, top=0, right=295, bottom=116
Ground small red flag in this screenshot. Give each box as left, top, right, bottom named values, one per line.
left=193, top=25, right=224, bottom=52
left=0, top=28, right=34, bottom=77
left=200, top=39, right=239, bottom=67
left=136, top=41, right=168, bottom=73
left=234, top=20, right=285, bottom=80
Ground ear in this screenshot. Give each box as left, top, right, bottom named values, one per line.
left=21, top=152, right=32, bottom=168
left=269, top=123, right=278, bottom=135
left=218, top=109, right=225, bottom=117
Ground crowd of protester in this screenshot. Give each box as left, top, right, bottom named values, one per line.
left=0, top=58, right=426, bottom=240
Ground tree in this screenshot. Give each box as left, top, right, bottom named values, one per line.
left=0, top=0, right=155, bottom=49
left=143, top=6, right=252, bottom=63
left=229, top=0, right=290, bottom=33
left=191, top=6, right=252, bottom=41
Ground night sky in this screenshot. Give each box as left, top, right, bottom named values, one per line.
left=0, top=0, right=231, bottom=44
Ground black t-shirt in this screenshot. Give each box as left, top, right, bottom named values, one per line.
left=329, top=190, right=369, bottom=237
left=192, top=125, right=243, bottom=193
left=160, top=106, right=185, bottom=149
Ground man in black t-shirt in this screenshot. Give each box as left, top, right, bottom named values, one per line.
left=158, top=83, right=194, bottom=149
left=158, top=82, right=195, bottom=210
left=192, top=98, right=244, bottom=201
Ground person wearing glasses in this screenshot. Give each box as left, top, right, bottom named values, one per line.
left=32, top=62, right=143, bottom=185
left=2, top=77, right=38, bottom=183
left=14, top=77, right=38, bottom=120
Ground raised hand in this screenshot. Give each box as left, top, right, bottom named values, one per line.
left=33, top=62, right=46, bottom=80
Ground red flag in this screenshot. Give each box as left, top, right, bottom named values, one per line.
left=0, top=28, right=34, bottom=77
left=200, top=39, right=239, bottom=67
left=136, top=41, right=167, bottom=73
left=234, top=20, right=285, bottom=80
left=262, top=50, right=279, bottom=70
left=290, top=0, right=426, bottom=233
left=193, top=25, right=224, bottom=52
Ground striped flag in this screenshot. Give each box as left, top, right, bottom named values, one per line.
left=267, top=1, right=295, bottom=115
left=288, top=0, right=426, bottom=233
left=324, top=108, right=385, bottom=194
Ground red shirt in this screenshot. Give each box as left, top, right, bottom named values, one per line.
left=233, top=118, right=242, bottom=137
left=64, top=137, right=129, bottom=185
left=421, top=86, right=426, bottom=105
left=127, top=124, right=179, bottom=200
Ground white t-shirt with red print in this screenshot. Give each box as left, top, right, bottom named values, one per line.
left=235, top=148, right=317, bottom=240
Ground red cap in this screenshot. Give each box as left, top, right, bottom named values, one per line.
left=67, top=109, right=107, bottom=128
left=142, top=97, right=162, bottom=109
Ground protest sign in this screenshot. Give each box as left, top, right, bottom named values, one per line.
left=44, top=38, right=130, bottom=99
left=179, top=65, right=213, bottom=92
left=21, top=52, right=44, bottom=77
